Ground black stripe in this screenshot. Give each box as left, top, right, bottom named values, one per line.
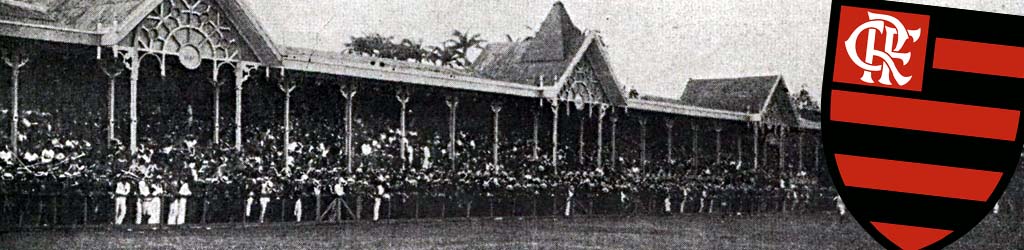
left=825, top=122, right=1020, bottom=172
left=829, top=74, right=1024, bottom=112
left=918, top=70, right=1024, bottom=110
left=842, top=187, right=990, bottom=230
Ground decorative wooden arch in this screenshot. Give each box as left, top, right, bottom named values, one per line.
left=117, top=0, right=261, bottom=76
left=559, top=59, right=608, bottom=107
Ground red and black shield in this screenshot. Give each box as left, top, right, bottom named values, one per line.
left=823, top=1, right=1024, bottom=249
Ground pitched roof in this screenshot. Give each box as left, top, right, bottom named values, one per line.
left=0, top=0, right=155, bottom=31
left=473, top=41, right=569, bottom=86
left=473, top=2, right=584, bottom=86
left=521, top=2, right=582, bottom=63
left=0, top=0, right=281, bottom=65
left=680, top=75, right=782, bottom=113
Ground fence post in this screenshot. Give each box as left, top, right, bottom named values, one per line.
left=82, top=195, right=88, bottom=225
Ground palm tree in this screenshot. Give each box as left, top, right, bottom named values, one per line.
left=446, top=30, right=486, bottom=67
left=396, top=39, right=427, bottom=63
left=792, top=89, right=820, bottom=111
left=427, top=46, right=460, bottom=67
left=345, top=33, right=395, bottom=58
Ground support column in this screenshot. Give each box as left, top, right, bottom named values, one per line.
left=126, top=49, right=140, bottom=154
left=278, top=75, right=297, bottom=167
left=753, top=123, right=760, bottom=170
left=639, top=118, right=648, bottom=168
left=210, top=78, right=224, bottom=145
left=234, top=62, right=257, bottom=151
left=491, top=102, right=502, bottom=166
left=100, top=60, right=123, bottom=145
left=665, top=120, right=674, bottom=162
left=340, top=84, right=357, bottom=173
left=798, top=129, right=804, bottom=170
left=209, top=62, right=223, bottom=145
left=779, top=127, right=786, bottom=169
left=550, top=100, right=560, bottom=169
left=814, top=138, right=820, bottom=169
left=596, top=104, right=607, bottom=167
left=610, top=113, right=618, bottom=168
left=715, top=128, right=722, bottom=162
left=690, top=124, right=699, bottom=157
left=578, top=105, right=586, bottom=164
left=737, top=135, right=743, bottom=165
left=2, top=51, right=28, bottom=156
left=446, top=96, right=459, bottom=169
left=396, top=88, right=410, bottom=166
left=532, top=109, right=539, bottom=160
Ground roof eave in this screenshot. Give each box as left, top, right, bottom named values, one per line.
left=282, top=52, right=545, bottom=98
left=627, top=98, right=752, bottom=122
left=757, top=75, right=783, bottom=115
left=216, top=0, right=282, bottom=66
left=0, top=19, right=102, bottom=45
left=542, top=33, right=595, bottom=99
left=99, top=0, right=163, bottom=46
left=542, top=32, right=627, bottom=106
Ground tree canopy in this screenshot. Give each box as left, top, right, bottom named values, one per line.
left=345, top=30, right=485, bottom=69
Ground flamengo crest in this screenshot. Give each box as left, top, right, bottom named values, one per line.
left=825, top=1, right=1024, bottom=249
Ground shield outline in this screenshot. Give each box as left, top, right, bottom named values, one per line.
left=821, top=0, right=1024, bottom=249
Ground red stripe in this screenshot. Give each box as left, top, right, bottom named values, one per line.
left=871, top=221, right=952, bottom=250
left=836, top=154, right=1002, bottom=202
left=933, top=38, right=1024, bottom=79
left=830, top=90, right=1019, bottom=141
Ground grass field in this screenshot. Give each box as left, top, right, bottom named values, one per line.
left=1, top=212, right=1021, bottom=249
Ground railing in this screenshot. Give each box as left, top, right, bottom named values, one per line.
left=0, top=189, right=838, bottom=228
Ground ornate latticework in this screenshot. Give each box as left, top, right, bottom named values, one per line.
left=559, top=60, right=609, bottom=105
left=129, top=0, right=256, bottom=64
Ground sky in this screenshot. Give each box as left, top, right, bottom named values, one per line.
left=241, top=0, right=1024, bottom=101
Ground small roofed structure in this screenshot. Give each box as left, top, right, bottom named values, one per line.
left=474, top=2, right=626, bottom=106
left=680, top=75, right=800, bottom=126
left=473, top=2, right=583, bottom=87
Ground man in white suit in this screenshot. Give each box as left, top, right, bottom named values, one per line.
left=136, top=179, right=149, bottom=225
left=114, top=176, right=130, bottom=225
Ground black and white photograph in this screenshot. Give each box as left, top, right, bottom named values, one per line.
left=0, top=0, right=1021, bottom=249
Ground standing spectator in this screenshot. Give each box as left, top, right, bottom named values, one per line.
left=245, top=188, right=256, bottom=219
left=259, top=178, right=274, bottom=223
left=699, top=189, right=708, bottom=213
left=166, top=179, right=180, bottom=225
left=707, top=188, right=716, bottom=214
left=148, top=178, right=164, bottom=225
left=834, top=194, right=847, bottom=223
left=294, top=174, right=307, bottom=222
left=113, top=175, right=130, bottom=225
left=679, top=187, right=689, bottom=213
left=564, top=185, right=575, bottom=217
left=312, top=178, right=322, bottom=222
left=332, top=177, right=345, bottom=222
left=421, top=146, right=432, bottom=169
left=136, top=178, right=150, bottom=224
left=372, top=184, right=383, bottom=221
left=372, top=175, right=387, bottom=221
left=175, top=179, right=191, bottom=225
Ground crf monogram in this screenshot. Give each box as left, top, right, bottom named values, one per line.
left=844, top=12, right=922, bottom=86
